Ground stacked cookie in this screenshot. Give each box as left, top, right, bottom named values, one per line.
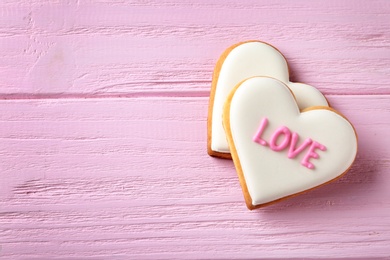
left=207, top=41, right=358, bottom=210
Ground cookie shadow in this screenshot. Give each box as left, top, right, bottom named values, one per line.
left=286, top=54, right=306, bottom=84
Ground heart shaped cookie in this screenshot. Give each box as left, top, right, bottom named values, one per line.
left=208, top=41, right=329, bottom=159
left=223, top=77, right=357, bottom=209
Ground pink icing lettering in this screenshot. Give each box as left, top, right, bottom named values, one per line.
left=269, top=126, right=291, bottom=151
left=252, top=118, right=327, bottom=170
left=288, top=133, right=313, bottom=159
left=252, top=117, right=269, bottom=146
left=301, top=141, right=327, bottom=169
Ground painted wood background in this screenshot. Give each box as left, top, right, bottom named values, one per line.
left=1, top=1, right=390, bottom=259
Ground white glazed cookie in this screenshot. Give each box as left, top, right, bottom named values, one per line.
left=208, top=41, right=329, bottom=158
left=223, top=77, right=357, bottom=210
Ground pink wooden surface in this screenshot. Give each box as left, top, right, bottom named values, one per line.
left=1, top=1, right=390, bottom=259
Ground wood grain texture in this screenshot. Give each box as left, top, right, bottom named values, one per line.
left=1, top=96, right=390, bottom=259
left=1, top=0, right=390, bottom=259
left=0, top=0, right=389, bottom=96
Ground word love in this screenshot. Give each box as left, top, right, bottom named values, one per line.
left=252, top=118, right=326, bottom=169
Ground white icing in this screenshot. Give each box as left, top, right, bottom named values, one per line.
left=226, top=77, right=357, bottom=206
left=210, top=41, right=328, bottom=154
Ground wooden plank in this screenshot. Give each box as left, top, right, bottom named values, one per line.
left=0, top=95, right=389, bottom=258
left=0, top=1, right=389, bottom=96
